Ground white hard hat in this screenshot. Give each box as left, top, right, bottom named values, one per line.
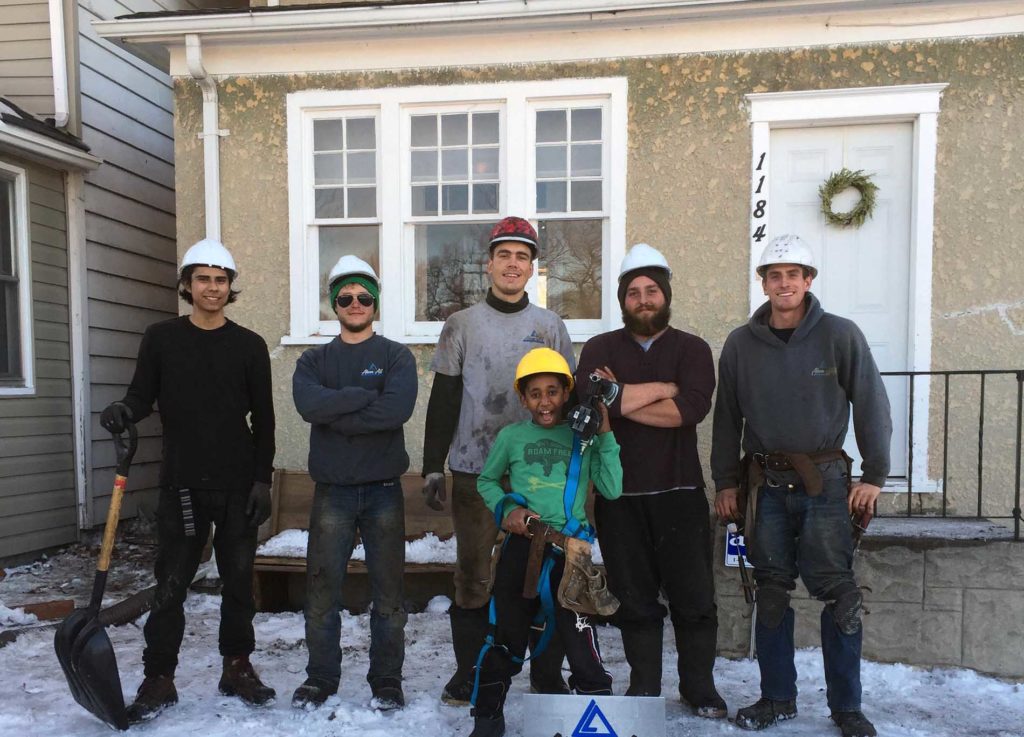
left=328, top=254, right=379, bottom=289
left=757, top=234, right=818, bottom=278
left=180, top=238, right=237, bottom=276
left=618, top=243, right=672, bottom=282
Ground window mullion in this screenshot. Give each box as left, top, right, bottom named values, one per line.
left=504, top=95, right=527, bottom=216
left=380, top=102, right=404, bottom=339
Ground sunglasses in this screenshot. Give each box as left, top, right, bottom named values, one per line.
left=336, top=292, right=375, bottom=308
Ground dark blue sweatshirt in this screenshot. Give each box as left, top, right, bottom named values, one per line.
left=293, top=334, right=417, bottom=485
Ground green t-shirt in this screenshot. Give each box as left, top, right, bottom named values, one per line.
left=477, top=420, right=623, bottom=531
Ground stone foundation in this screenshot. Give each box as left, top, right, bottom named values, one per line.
left=714, top=519, right=1024, bottom=679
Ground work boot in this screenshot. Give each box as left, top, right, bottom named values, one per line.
left=735, top=697, right=798, bottom=730
left=680, top=689, right=728, bottom=719
left=528, top=625, right=569, bottom=694
left=218, top=655, right=275, bottom=706
left=291, top=678, right=336, bottom=708
left=370, top=677, right=405, bottom=711
left=469, top=714, right=506, bottom=737
left=442, top=605, right=490, bottom=705
left=126, top=675, right=178, bottom=723
left=470, top=681, right=508, bottom=737
left=831, top=710, right=877, bottom=737
left=620, top=625, right=663, bottom=696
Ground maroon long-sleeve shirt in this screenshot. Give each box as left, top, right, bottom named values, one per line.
left=576, top=327, right=715, bottom=495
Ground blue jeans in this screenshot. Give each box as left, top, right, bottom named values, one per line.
left=749, top=477, right=862, bottom=712
left=304, top=481, right=407, bottom=689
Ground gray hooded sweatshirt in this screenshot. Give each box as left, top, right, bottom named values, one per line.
left=711, top=293, right=892, bottom=490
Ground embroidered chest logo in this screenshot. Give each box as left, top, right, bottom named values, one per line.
left=811, top=362, right=837, bottom=377
left=523, top=438, right=571, bottom=476
left=522, top=330, right=545, bottom=345
left=361, top=363, right=384, bottom=377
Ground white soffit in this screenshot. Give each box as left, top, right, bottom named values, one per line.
left=91, top=0, right=1024, bottom=77
left=0, top=125, right=101, bottom=172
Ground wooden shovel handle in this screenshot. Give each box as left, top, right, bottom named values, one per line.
left=96, top=425, right=136, bottom=574
left=97, top=474, right=127, bottom=573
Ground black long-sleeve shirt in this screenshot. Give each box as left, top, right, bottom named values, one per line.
left=121, top=316, right=275, bottom=489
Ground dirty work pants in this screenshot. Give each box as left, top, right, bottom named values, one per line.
left=451, top=470, right=500, bottom=609
left=304, top=481, right=407, bottom=690
left=594, top=490, right=720, bottom=699
left=749, top=477, right=862, bottom=712
left=143, top=486, right=257, bottom=678
left=474, top=534, right=612, bottom=718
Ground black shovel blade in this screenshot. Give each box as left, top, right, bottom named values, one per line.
left=54, top=608, right=130, bottom=731
left=55, top=608, right=93, bottom=707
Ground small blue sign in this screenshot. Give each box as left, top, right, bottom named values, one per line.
left=573, top=699, right=617, bottom=737
left=724, top=527, right=752, bottom=568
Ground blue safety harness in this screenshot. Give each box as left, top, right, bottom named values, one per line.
left=470, top=432, right=594, bottom=705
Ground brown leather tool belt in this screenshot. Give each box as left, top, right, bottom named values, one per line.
left=522, top=517, right=569, bottom=600
left=752, top=448, right=852, bottom=497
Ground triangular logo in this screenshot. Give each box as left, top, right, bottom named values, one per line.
left=572, top=699, right=617, bottom=737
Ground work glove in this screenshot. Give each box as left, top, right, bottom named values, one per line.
left=587, top=373, right=622, bottom=407
left=100, top=401, right=133, bottom=434
left=422, top=472, right=446, bottom=511
left=246, top=481, right=272, bottom=528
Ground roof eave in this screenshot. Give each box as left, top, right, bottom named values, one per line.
left=91, top=0, right=905, bottom=46
left=0, top=124, right=102, bottom=172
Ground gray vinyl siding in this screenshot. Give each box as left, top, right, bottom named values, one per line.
left=78, top=0, right=181, bottom=526
left=0, top=0, right=55, bottom=119
left=0, top=156, right=76, bottom=559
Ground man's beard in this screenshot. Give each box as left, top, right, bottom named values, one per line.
left=340, top=313, right=375, bottom=333
left=622, top=303, right=670, bottom=337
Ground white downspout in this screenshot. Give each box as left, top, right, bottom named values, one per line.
left=185, top=34, right=226, bottom=241
left=48, top=0, right=70, bottom=128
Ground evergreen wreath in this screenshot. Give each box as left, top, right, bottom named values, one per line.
left=818, top=168, right=878, bottom=228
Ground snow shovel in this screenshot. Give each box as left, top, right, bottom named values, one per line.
left=55, top=422, right=138, bottom=731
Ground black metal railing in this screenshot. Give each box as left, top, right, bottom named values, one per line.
left=877, top=369, right=1023, bottom=541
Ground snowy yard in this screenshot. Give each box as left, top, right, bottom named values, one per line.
left=0, top=591, right=1020, bottom=737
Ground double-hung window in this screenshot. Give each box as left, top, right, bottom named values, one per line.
left=286, top=78, right=626, bottom=343
left=0, top=161, right=33, bottom=394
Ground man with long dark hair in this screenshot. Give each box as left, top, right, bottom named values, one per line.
left=100, top=239, right=276, bottom=722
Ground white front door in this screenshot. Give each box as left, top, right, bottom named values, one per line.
left=762, top=123, right=912, bottom=477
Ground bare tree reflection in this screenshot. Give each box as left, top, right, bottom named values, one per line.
left=423, top=255, right=488, bottom=321
left=539, top=220, right=602, bottom=319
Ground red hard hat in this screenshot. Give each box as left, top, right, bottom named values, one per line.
left=489, top=216, right=538, bottom=257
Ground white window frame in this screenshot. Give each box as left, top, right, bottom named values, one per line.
left=746, top=83, right=947, bottom=491
left=0, top=160, right=35, bottom=396
left=284, top=78, right=628, bottom=344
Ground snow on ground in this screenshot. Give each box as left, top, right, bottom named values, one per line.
left=257, top=531, right=605, bottom=564
left=1, top=593, right=1021, bottom=737
left=0, top=603, right=37, bottom=627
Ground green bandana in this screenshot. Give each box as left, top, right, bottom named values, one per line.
left=329, top=275, right=379, bottom=308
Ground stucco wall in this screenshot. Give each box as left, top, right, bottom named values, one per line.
left=172, top=36, right=1024, bottom=497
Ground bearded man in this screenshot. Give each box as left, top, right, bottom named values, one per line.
left=575, top=243, right=726, bottom=718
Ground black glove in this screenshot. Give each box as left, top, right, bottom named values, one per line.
left=422, top=472, right=446, bottom=511
left=586, top=373, right=621, bottom=407
left=100, top=401, right=133, bottom=433
left=246, top=481, right=272, bottom=528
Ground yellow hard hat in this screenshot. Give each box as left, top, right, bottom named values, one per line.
left=514, top=348, right=575, bottom=393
